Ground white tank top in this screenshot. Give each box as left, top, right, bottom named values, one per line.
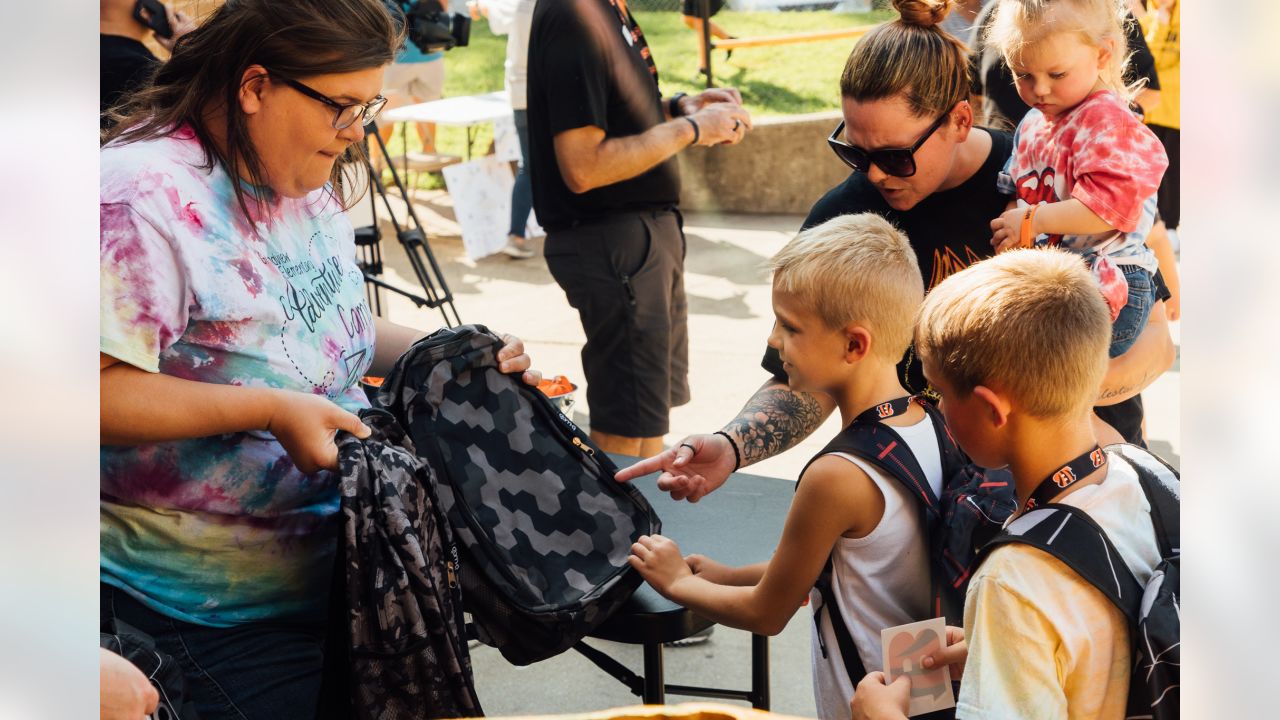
left=808, top=412, right=944, bottom=720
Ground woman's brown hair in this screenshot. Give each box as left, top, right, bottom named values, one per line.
left=839, top=0, right=971, bottom=119
left=103, top=0, right=404, bottom=224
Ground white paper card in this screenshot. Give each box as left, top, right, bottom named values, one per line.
left=880, top=617, right=955, bottom=717
left=441, top=155, right=515, bottom=260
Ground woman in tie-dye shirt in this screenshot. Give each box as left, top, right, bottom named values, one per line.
left=100, top=1, right=538, bottom=716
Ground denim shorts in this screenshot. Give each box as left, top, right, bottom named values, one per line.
left=1109, top=266, right=1157, bottom=358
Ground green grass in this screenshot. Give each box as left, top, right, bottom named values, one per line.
left=382, top=9, right=894, bottom=188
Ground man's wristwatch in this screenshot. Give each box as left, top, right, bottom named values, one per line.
left=668, top=92, right=688, bottom=118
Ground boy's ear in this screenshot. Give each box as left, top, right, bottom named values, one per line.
left=842, top=325, right=872, bottom=361
left=971, top=384, right=1012, bottom=429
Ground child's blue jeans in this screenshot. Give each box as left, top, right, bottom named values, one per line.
left=1109, top=265, right=1157, bottom=358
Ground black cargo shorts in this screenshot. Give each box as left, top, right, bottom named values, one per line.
left=543, top=208, right=691, bottom=437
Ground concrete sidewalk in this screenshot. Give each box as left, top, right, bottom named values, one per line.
left=349, top=191, right=1181, bottom=716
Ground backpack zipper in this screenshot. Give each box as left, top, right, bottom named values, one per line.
left=571, top=436, right=596, bottom=457
left=447, top=544, right=459, bottom=589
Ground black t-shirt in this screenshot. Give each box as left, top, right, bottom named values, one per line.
left=527, top=0, right=680, bottom=230
left=969, top=7, right=1159, bottom=129
left=763, top=128, right=1015, bottom=393
left=101, top=35, right=159, bottom=130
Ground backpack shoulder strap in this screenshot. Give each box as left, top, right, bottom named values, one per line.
left=801, top=398, right=944, bottom=687
left=981, top=504, right=1143, bottom=624
left=1106, top=444, right=1180, bottom=559
left=812, top=559, right=870, bottom=686
left=801, top=408, right=942, bottom=516
left=918, top=400, right=969, bottom=483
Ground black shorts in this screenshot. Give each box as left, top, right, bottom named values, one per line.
left=1095, top=395, right=1146, bottom=447
left=682, top=0, right=725, bottom=17
left=1149, top=124, right=1180, bottom=229
left=544, top=209, right=690, bottom=437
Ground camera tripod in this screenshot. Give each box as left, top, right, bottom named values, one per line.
left=353, top=120, right=461, bottom=328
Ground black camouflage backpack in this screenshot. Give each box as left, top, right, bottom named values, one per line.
left=336, top=408, right=482, bottom=719
left=980, top=443, right=1180, bottom=720
left=799, top=396, right=1017, bottom=690
left=380, top=324, right=661, bottom=666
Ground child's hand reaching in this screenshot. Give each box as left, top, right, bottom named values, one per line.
left=629, top=534, right=693, bottom=596
left=685, top=553, right=734, bottom=584
left=990, top=204, right=1034, bottom=254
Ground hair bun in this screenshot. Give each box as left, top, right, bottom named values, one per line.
left=892, top=0, right=954, bottom=28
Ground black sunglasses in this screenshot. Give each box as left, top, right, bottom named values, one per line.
left=271, top=74, right=388, bottom=130
left=827, top=110, right=952, bottom=178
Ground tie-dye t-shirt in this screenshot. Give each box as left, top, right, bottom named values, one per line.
left=998, top=90, right=1166, bottom=276
left=100, top=127, right=376, bottom=627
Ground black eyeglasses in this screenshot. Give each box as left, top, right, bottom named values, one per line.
left=271, top=74, right=388, bottom=130
left=827, top=109, right=952, bottom=178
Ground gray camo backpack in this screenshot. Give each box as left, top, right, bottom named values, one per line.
left=380, top=324, right=660, bottom=665
left=336, top=408, right=483, bottom=719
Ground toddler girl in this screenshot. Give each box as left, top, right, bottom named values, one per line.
left=987, top=0, right=1168, bottom=357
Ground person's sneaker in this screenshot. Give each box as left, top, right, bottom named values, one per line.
left=501, top=236, right=535, bottom=259
left=665, top=625, right=714, bottom=647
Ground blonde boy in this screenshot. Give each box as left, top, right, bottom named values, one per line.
left=628, top=213, right=945, bottom=719
left=852, top=248, right=1163, bottom=720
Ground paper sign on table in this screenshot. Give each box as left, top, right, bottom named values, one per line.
left=880, top=617, right=955, bottom=717
left=441, top=155, right=515, bottom=260
left=493, top=114, right=521, bottom=163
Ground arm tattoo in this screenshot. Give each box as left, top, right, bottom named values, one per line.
left=1097, top=364, right=1160, bottom=402
left=1097, top=383, right=1136, bottom=402
left=722, top=383, right=827, bottom=467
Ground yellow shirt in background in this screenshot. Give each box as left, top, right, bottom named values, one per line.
left=955, top=460, right=1162, bottom=720
left=1142, top=0, right=1180, bottom=129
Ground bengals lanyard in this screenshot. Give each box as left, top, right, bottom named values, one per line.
left=853, top=396, right=915, bottom=425
left=607, top=0, right=659, bottom=84
left=1024, top=446, right=1107, bottom=511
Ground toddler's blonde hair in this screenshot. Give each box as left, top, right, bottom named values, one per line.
left=987, top=0, right=1143, bottom=102
left=770, top=214, right=923, bottom=364
left=914, top=248, right=1110, bottom=418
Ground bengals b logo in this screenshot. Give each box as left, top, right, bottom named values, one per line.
left=1052, top=467, right=1077, bottom=488
left=876, top=402, right=894, bottom=418
left=1090, top=449, right=1105, bottom=468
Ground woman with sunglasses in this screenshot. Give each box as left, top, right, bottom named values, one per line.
left=616, top=0, right=1173, bottom=506
left=99, top=2, right=537, bottom=717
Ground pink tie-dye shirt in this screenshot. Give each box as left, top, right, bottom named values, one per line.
left=100, top=127, right=376, bottom=626
left=998, top=91, right=1167, bottom=314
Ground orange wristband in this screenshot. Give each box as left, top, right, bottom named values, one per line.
left=1018, top=204, right=1040, bottom=249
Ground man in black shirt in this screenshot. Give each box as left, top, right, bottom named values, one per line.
left=101, top=0, right=193, bottom=130
left=780, top=123, right=1015, bottom=395
left=527, top=0, right=751, bottom=457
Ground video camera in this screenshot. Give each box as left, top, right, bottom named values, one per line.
left=386, top=0, right=470, bottom=54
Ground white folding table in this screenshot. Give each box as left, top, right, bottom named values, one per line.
left=382, top=90, right=514, bottom=160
